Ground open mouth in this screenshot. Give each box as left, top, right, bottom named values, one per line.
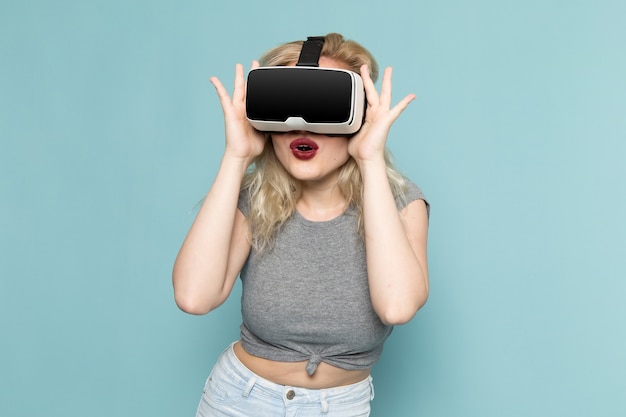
left=289, top=138, right=319, bottom=160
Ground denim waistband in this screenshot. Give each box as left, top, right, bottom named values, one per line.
left=216, top=341, right=374, bottom=409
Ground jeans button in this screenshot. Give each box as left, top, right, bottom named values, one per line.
left=286, top=389, right=295, bottom=400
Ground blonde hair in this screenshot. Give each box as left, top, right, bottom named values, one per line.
left=243, top=33, right=408, bottom=252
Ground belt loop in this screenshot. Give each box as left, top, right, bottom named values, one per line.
left=369, top=376, right=375, bottom=400
left=242, top=376, right=257, bottom=398
left=320, top=389, right=329, bottom=414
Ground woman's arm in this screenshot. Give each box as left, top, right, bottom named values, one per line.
left=172, top=63, right=265, bottom=315
left=172, top=156, right=251, bottom=315
left=359, top=161, right=429, bottom=325
left=349, top=65, right=429, bottom=325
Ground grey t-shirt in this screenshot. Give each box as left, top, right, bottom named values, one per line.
left=238, top=181, right=428, bottom=375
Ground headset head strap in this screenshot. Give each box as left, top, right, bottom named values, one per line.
left=296, top=36, right=325, bottom=67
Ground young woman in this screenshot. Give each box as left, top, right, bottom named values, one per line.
left=173, top=33, right=430, bottom=417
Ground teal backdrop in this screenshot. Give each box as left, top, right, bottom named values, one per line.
left=1, top=1, right=624, bottom=416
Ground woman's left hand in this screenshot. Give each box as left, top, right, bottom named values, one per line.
left=348, top=65, right=415, bottom=164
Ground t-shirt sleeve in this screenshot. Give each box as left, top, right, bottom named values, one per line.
left=238, top=187, right=251, bottom=217
left=396, top=180, right=430, bottom=218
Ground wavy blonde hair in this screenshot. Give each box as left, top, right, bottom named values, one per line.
left=243, top=33, right=408, bottom=252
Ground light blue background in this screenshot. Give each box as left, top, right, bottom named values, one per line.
left=1, top=1, right=624, bottom=416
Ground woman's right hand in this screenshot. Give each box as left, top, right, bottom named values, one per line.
left=174, top=62, right=262, bottom=315
left=210, top=61, right=267, bottom=163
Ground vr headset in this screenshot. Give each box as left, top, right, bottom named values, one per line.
left=246, top=36, right=366, bottom=135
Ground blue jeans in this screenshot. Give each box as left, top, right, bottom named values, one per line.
left=195, top=342, right=375, bottom=417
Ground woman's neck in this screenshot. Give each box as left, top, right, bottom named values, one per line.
left=296, top=183, right=348, bottom=222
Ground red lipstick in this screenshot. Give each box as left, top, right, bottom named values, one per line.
left=289, top=138, right=319, bottom=160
